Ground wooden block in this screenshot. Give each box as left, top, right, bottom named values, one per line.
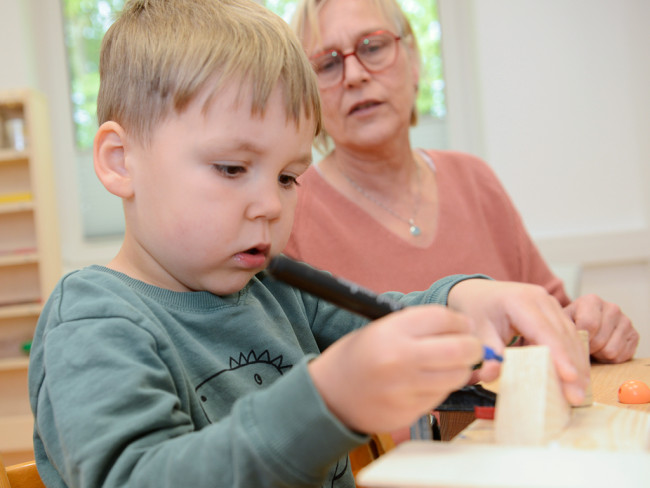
left=494, top=346, right=570, bottom=445
left=576, top=330, right=594, bottom=406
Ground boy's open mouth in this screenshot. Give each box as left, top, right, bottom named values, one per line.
left=242, top=244, right=270, bottom=257
left=235, top=245, right=270, bottom=269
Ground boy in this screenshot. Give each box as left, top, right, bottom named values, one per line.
left=29, top=0, right=587, bottom=486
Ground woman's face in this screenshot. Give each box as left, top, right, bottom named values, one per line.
left=305, top=0, right=419, bottom=153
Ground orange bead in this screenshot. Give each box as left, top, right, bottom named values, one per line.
left=618, top=380, right=650, bottom=404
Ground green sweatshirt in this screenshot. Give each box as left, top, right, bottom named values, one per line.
left=29, top=264, right=475, bottom=487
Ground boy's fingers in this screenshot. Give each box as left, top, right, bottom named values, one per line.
left=381, top=305, right=474, bottom=337
left=372, top=306, right=484, bottom=369
left=409, top=335, right=484, bottom=370
left=409, top=368, right=476, bottom=396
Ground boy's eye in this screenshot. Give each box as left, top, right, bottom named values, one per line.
left=278, top=174, right=299, bottom=188
left=213, top=164, right=245, bottom=177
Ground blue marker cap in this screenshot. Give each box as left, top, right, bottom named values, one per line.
left=482, top=345, right=503, bottom=362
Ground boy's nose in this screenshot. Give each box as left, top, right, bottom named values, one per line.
left=246, top=185, right=283, bottom=221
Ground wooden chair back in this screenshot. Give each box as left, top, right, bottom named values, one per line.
left=0, top=458, right=45, bottom=488
left=350, top=433, right=396, bottom=480
left=1, top=456, right=10, bottom=488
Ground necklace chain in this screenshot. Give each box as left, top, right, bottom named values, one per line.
left=339, top=160, right=423, bottom=236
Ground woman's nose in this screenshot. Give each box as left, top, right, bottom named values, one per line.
left=343, top=53, right=371, bottom=86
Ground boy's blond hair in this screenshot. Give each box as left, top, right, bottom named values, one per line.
left=291, top=0, right=420, bottom=154
left=98, top=0, right=321, bottom=145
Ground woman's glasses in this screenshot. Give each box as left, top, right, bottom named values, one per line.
left=309, top=30, right=401, bottom=88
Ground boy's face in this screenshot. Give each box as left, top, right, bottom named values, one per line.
left=119, top=82, right=314, bottom=295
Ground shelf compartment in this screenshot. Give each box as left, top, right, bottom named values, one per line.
left=0, top=210, right=37, bottom=252
left=0, top=262, right=41, bottom=307
left=0, top=358, right=30, bottom=416
left=0, top=312, right=38, bottom=360
left=0, top=158, right=30, bottom=195
left=0, top=103, right=27, bottom=151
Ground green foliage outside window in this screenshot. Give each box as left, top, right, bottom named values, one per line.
left=62, top=0, right=125, bottom=150
left=396, top=0, right=445, bottom=118
left=62, top=0, right=444, bottom=150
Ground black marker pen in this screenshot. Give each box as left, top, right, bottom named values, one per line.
left=268, top=254, right=404, bottom=319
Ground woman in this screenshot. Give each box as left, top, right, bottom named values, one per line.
left=286, top=0, right=638, bottom=365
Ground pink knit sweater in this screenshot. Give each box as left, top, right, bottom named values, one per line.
left=285, top=149, right=570, bottom=306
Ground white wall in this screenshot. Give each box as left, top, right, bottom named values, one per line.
left=440, top=0, right=650, bottom=356
left=473, top=0, right=649, bottom=240
left=2, top=0, right=649, bottom=355
left=441, top=0, right=650, bottom=238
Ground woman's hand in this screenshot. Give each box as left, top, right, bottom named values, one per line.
left=564, top=294, right=639, bottom=363
left=447, top=279, right=589, bottom=406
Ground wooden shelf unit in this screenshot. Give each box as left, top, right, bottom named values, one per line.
left=0, top=88, right=61, bottom=464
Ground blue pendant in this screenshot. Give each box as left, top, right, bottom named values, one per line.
left=409, top=221, right=421, bottom=236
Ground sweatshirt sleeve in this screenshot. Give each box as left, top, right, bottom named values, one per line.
left=300, top=273, right=490, bottom=350
left=388, top=273, right=491, bottom=308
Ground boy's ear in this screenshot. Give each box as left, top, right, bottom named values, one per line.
left=94, top=121, right=134, bottom=198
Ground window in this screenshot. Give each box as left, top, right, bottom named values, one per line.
left=61, top=0, right=446, bottom=238
left=62, top=0, right=125, bottom=151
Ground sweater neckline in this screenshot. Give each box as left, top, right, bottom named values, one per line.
left=88, top=265, right=245, bottom=311
left=309, top=149, right=440, bottom=251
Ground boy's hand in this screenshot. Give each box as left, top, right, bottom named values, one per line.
left=563, top=294, right=639, bottom=363
left=447, top=279, right=590, bottom=406
left=309, top=305, right=483, bottom=435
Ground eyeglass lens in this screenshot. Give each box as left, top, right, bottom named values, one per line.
left=311, top=31, right=400, bottom=87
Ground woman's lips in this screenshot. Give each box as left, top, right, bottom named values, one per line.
left=349, top=100, right=381, bottom=115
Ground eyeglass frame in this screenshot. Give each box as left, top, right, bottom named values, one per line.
left=308, top=30, right=402, bottom=88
